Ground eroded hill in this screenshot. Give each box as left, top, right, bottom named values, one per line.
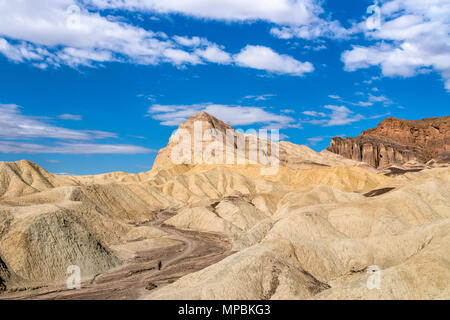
left=0, top=112, right=449, bottom=300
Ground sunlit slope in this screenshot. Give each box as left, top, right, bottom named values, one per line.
left=0, top=157, right=448, bottom=299
left=145, top=167, right=450, bottom=300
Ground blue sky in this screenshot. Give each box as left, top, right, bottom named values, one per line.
left=0, top=0, right=449, bottom=174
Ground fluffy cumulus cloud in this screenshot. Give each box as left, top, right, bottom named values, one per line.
left=342, top=0, right=450, bottom=91
left=195, top=45, right=232, bottom=64
left=0, top=104, right=153, bottom=154
left=172, top=36, right=232, bottom=64
left=87, top=0, right=322, bottom=25
left=90, top=0, right=351, bottom=42
left=148, top=103, right=297, bottom=128
left=0, top=0, right=171, bottom=67
left=0, top=0, right=313, bottom=77
left=234, top=45, right=314, bottom=76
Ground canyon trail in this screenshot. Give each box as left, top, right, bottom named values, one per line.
left=4, top=211, right=231, bottom=300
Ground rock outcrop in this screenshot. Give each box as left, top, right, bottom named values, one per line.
left=153, top=112, right=374, bottom=171
left=327, top=116, right=450, bottom=168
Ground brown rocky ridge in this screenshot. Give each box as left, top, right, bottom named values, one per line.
left=327, top=116, right=450, bottom=169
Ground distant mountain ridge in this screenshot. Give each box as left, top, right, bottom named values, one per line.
left=327, top=116, right=450, bottom=168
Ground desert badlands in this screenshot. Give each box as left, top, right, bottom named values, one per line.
left=0, top=112, right=449, bottom=300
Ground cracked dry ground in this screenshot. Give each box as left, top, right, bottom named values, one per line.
left=4, top=213, right=232, bottom=300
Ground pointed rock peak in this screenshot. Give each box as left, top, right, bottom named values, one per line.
left=180, top=111, right=233, bottom=132
left=188, top=111, right=213, bottom=121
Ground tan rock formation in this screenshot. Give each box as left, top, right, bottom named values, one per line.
left=153, top=112, right=375, bottom=172
left=145, top=167, right=450, bottom=300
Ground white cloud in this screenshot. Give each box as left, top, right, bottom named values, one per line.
left=270, top=20, right=356, bottom=40
left=342, top=0, right=450, bottom=91
left=323, top=105, right=365, bottom=126
left=46, top=159, right=61, bottom=163
left=329, top=94, right=372, bottom=107
left=302, top=105, right=365, bottom=126
left=163, top=48, right=202, bottom=65
left=0, top=103, right=153, bottom=154
left=88, top=0, right=349, bottom=42
left=355, top=101, right=374, bottom=107
left=311, top=44, right=327, bottom=51
left=328, top=94, right=341, bottom=100
left=307, top=136, right=325, bottom=145
left=173, top=35, right=210, bottom=47
left=0, top=141, right=153, bottom=154
left=368, top=94, right=394, bottom=106
left=87, top=0, right=322, bottom=25
left=58, top=47, right=115, bottom=67
left=137, top=93, right=159, bottom=102
left=0, top=0, right=173, bottom=67
left=148, top=103, right=296, bottom=128
left=89, top=0, right=353, bottom=45
left=234, top=45, right=314, bottom=76
left=302, top=110, right=326, bottom=117
left=328, top=92, right=397, bottom=108
left=0, top=38, right=47, bottom=62
left=0, top=1, right=314, bottom=77
left=243, top=94, right=276, bottom=101
left=368, top=112, right=392, bottom=120
left=0, top=104, right=114, bottom=140
left=195, top=45, right=232, bottom=64
left=58, top=114, right=82, bottom=121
